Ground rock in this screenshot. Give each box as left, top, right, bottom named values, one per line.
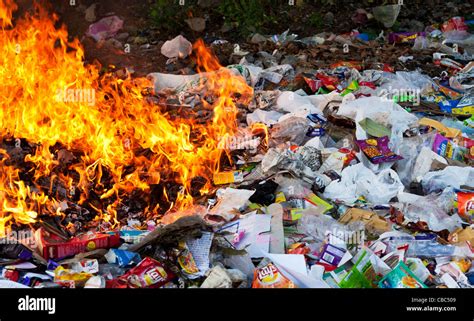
left=123, top=25, right=139, bottom=36
left=281, top=55, right=298, bottom=66
left=132, top=36, right=148, bottom=45
left=257, top=51, right=278, bottom=68
left=75, top=4, right=87, bottom=13
left=185, top=17, right=206, bottom=32
left=352, top=8, right=369, bottom=25
left=250, top=33, right=267, bottom=44
left=297, top=54, right=308, bottom=63
left=116, top=32, right=129, bottom=41
left=220, top=22, right=234, bottom=33
left=324, top=12, right=334, bottom=25
left=84, top=3, right=97, bottom=22
left=106, top=38, right=123, bottom=49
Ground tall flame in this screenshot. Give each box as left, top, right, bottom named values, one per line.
left=0, top=0, right=253, bottom=235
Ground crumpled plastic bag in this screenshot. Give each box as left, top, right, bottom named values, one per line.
left=336, top=96, right=418, bottom=156
left=161, top=35, right=193, bottom=59
left=200, top=265, right=233, bottom=288
left=323, top=163, right=404, bottom=205
left=147, top=73, right=200, bottom=92
left=395, top=132, right=442, bottom=185
left=306, top=91, right=341, bottom=111
left=299, top=209, right=364, bottom=243
left=372, top=4, right=401, bottom=28
left=246, top=109, right=283, bottom=126
left=261, top=145, right=321, bottom=183
left=87, top=16, right=124, bottom=42
left=378, top=71, right=435, bottom=93
left=276, top=91, right=320, bottom=118
left=270, top=116, right=310, bottom=146
left=399, top=193, right=463, bottom=232
left=422, top=166, right=474, bottom=194
left=208, top=188, right=255, bottom=221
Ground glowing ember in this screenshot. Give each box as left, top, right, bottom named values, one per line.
left=0, top=0, right=254, bottom=235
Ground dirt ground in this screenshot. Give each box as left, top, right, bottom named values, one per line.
left=12, top=0, right=474, bottom=77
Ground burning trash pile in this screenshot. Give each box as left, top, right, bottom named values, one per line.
left=0, top=1, right=474, bottom=289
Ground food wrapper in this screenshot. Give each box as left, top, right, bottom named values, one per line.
left=71, top=259, right=99, bottom=274
left=319, top=243, right=346, bottom=267
left=177, top=242, right=200, bottom=276
left=388, top=32, right=424, bottom=44
left=119, top=257, right=174, bottom=288
left=105, top=249, right=142, bottom=267
left=252, top=262, right=296, bottom=288
left=213, top=171, right=244, bottom=185
left=339, top=248, right=381, bottom=288
left=453, top=258, right=471, bottom=273
left=438, top=85, right=463, bottom=100
left=331, top=61, right=363, bottom=71
left=441, top=17, right=468, bottom=32
left=378, top=261, right=427, bottom=288
left=432, top=133, right=469, bottom=162
left=457, top=191, right=474, bottom=221
left=356, top=136, right=403, bottom=164
left=453, top=136, right=474, bottom=160
left=54, top=266, right=93, bottom=288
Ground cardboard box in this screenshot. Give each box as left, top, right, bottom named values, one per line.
left=35, top=228, right=121, bottom=260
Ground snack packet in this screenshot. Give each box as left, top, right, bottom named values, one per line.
left=54, top=266, right=93, bottom=288
left=71, top=259, right=99, bottom=274
left=252, top=261, right=296, bottom=288
left=177, top=242, right=200, bottom=277
left=432, top=133, right=468, bottom=162
left=119, top=257, right=174, bottom=288
left=457, top=191, right=474, bottom=220
left=378, top=261, right=427, bottom=288
left=105, top=249, right=142, bottom=267
left=356, top=136, right=403, bottom=164
left=453, top=136, right=474, bottom=160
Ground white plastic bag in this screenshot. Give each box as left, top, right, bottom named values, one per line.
left=336, top=96, right=418, bottom=155
left=422, top=166, right=474, bottom=194
left=276, top=91, right=319, bottom=117
left=246, top=109, right=283, bottom=126
left=161, top=35, right=192, bottom=59
left=323, top=163, right=404, bottom=205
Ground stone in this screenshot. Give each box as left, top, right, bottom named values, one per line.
left=185, top=17, right=206, bottom=32
left=85, top=3, right=97, bottom=22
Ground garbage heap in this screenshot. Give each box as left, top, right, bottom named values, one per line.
left=1, top=13, right=474, bottom=289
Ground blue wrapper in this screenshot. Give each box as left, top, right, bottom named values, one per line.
left=105, top=249, right=141, bottom=267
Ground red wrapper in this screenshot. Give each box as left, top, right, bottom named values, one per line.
left=118, top=257, right=174, bottom=288
left=330, top=61, right=363, bottom=71
left=441, top=17, right=468, bottom=32
left=35, top=228, right=121, bottom=260
left=316, top=73, right=339, bottom=91
left=106, top=278, right=129, bottom=289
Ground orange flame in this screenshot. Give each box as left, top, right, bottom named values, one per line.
left=0, top=1, right=254, bottom=235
